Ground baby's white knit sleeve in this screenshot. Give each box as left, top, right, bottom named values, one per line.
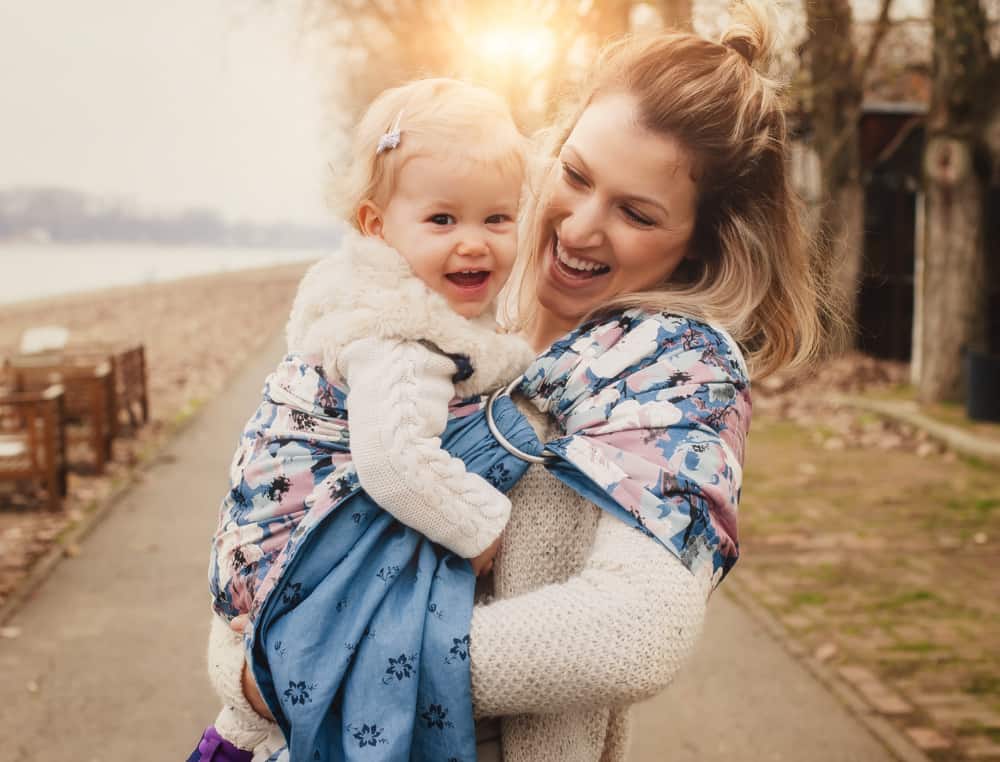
left=338, top=336, right=511, bottom=558
left=468, top=512, right=707, bottom=717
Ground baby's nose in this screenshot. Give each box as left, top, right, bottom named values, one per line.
left=456, top=236, right=489, bottom=256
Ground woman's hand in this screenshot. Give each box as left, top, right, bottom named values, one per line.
left=470, top=536, right=502, bottom=576
left=229, top=615, right=276, bottom=722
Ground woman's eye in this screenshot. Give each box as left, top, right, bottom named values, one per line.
left=561, top=163, right=587, bottom=187
left=428, top=213, right=456, bottom=225
left=485, top=214, right=512, bottom=224
left=623, top=207, right=654, bottom=227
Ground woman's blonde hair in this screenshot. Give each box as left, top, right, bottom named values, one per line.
left=507, top=1, right=833, bottom=378
left=335, top=78, right=529, bottom=229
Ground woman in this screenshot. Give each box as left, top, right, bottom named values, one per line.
left=205, top=2, right=824, bottom=760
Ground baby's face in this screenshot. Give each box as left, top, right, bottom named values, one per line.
left=375, top=154, right=522, bottom=319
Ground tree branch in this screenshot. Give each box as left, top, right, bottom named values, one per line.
left=857, top=0, right=894, bottom=82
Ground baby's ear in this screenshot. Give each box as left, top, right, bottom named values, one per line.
left=357, top=200, right=385, bottom=238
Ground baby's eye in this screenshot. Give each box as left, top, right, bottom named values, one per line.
left=428, top=213, right=456, bottom=225
left=485, top=214, right=512, bottom=225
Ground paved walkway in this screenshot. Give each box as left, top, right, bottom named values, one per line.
left=0, top=334, right=897, bottom=762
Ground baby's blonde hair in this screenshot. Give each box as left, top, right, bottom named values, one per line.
left=336, top=78, right=529, bottom=230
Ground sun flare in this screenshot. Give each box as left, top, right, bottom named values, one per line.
left=474, top=25, right=555, bottom=68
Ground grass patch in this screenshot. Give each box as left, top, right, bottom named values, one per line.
left=871, top=590, right=941, bottom=611
left=963, top=673, right=1000, bottom=697
left=790, top=591, right=828, bottom=606
left=890, top=641, right=940, bottom=654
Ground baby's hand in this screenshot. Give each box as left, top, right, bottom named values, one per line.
left=469, top=536, right=502, bottom=577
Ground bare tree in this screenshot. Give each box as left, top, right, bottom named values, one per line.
left=914, top=0, right=999, bottom=401
left=804, top=0, right=894, bottom=343
left=298, top=0, right=673, bottom=130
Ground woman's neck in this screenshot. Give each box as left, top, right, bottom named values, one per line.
left=529, top=307, right=580, bottom=354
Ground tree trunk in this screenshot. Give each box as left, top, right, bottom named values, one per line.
left=917, top=138, right=988, bottom=401
left=916, top=0, right=993, bottom=403
left=806, top=0, right=865, bottom=346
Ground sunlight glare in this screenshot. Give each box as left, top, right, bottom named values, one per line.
left=476, top=25, right=555, bottom=68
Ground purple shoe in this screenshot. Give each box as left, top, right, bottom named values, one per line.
left=187, top=726, right=254, bottom=762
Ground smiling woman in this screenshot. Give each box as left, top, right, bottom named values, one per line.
left=538, top=92, right=700, bottom=339
left=505, top=6, right=827, bottom=377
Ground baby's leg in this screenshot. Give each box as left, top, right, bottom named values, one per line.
left=206, top=614, right=278, bottom=752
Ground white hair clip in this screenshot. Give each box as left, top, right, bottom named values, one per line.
left=376, top=111, right=403, bottom=155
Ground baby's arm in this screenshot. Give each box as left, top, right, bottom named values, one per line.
left=338, top=336, right=511, bottom=559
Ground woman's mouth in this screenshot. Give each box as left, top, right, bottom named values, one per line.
left=551, top=238, right=611, bottom=283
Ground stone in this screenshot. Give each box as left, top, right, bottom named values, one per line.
left=781, top=613, right=813, bottom=630
left=837, top=665, right=913, bottom=715
left=964, top=737, right=1000, bottom=759
left=905, top=727, right=951, bottom=751
left=814, top=642, right=838, bottom=662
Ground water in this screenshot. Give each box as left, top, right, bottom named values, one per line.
left=0, top=243, right=322, bottom=305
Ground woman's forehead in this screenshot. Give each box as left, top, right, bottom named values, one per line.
left=564, top=93, right=695, bottom=199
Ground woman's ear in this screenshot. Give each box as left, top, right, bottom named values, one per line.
left=357, top=200, right=385, bottom=238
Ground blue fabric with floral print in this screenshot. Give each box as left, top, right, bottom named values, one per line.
left=250, top=392, right=540, bottom=762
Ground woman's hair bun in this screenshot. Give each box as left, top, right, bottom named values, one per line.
left=720, top=0, right=777, bottom=68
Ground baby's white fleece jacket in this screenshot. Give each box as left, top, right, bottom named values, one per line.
left=208, top=230, right=534, bottom=751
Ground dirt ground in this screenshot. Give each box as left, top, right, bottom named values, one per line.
left=0, top=262, right=312, bottom=609
left=743, top=365, right=1000, bottom=760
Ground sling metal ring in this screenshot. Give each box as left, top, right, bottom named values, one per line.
left=486, top=377, right=558, bottom=465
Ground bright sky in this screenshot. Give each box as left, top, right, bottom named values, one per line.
left=0, top=0, right=333, bottom=224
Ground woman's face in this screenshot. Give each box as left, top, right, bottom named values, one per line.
left=534, top=92, right=698, bottom=336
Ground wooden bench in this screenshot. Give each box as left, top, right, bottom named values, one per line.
left=0, top=385, right=67, bottom=510
left=17, top=344, right=150, bottom=432
left=5, top=359, right=114, bottom=474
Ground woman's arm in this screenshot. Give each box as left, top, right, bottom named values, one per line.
left=469, top=511, right=706, bottom=717
left=340, top=336, right=511, bottom=559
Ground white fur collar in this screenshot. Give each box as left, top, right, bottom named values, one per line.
left=285, top=229, right=534, bottom=397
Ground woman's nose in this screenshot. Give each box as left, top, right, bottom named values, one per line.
left=558, top=198, right=604, bottom=249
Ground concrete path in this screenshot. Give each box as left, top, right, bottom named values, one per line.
left=0, top=334, right=897, bottom=762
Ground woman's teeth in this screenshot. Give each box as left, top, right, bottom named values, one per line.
left=555, top=242, right=609, bottom=275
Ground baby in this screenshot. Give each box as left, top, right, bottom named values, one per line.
left=194, top=78, right=535, bottom=762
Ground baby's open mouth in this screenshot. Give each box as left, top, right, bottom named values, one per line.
left=446, top=270, right=490, bottom=288
left=553, top=238, right=610, bottom=280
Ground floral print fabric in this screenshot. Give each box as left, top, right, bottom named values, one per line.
left=522, top=309, right=751, bottom=591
